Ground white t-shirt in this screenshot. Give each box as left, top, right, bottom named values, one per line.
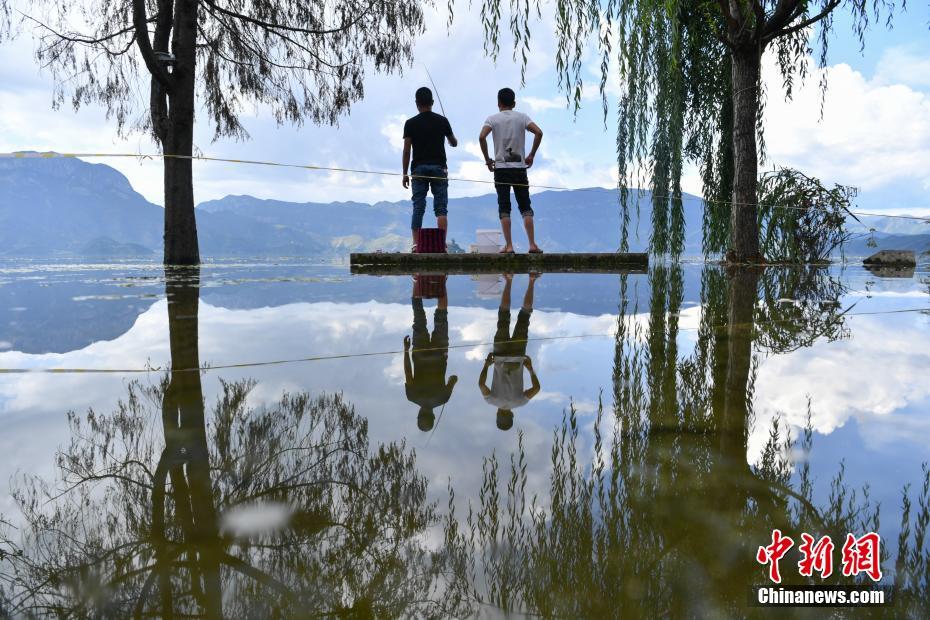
left=483, top=110, right=533, bottom=169
left=484, top=357, right=530, bottom=410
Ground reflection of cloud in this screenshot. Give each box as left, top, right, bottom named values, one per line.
left=0, top=298, right=621, bottom=523
left=749, top=313, right=930, bottom=465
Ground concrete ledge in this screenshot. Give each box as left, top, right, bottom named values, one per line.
left=350, top=252, right=649, bottom=274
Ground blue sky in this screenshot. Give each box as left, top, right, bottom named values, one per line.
left=0, top=2, right=928, bottom=220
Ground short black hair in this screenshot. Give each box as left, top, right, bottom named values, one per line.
left=417, top=408, right=435, bottom=432
left=497, top=87, right=516, bottom=107
left=415, top=87, right=434, bottom=106
left=496, top=409, right=514, bottom=431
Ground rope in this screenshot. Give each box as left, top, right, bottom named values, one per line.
left=2, top=150, right=929, bottom=225
left=2, top=305, right=926, bottom=375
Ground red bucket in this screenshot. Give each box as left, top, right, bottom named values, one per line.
left=415, top=228, right=447, bottom=253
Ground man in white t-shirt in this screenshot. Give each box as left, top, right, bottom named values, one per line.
left=478, top=273, right=542, bottom=430
left=478, top=88, right=544, bottom=254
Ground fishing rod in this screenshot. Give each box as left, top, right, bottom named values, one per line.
left=423, top=64, right=448, bottom=118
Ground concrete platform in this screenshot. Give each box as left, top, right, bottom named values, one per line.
left=350, top=252, right=649, bottom=274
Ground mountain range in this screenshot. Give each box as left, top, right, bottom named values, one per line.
left=1, top=155, right=926, bottom=258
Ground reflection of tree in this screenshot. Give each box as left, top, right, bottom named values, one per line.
left=0, top=267, right=457, bottom=617
left=754, top=266, right=851, bottom=354
left=444, top=265, right=929, bottom=617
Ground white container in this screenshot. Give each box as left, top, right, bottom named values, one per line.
left=476, top=229, right=502, bottom=247
left=471, top=274, right=503, bottom=298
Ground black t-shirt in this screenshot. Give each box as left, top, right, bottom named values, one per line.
left=403, top=111, right=453, bottom=168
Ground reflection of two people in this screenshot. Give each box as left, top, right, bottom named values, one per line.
left=479, top=273, right=541, bottom=431
left=404, top=276, right=458, bottom=432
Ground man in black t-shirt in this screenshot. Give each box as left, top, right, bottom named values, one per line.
left=402, top=87, right=458, bottom=251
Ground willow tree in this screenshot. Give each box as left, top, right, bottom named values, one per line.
left=477, top=0, right=895, bottom=262
left=17, top=0, right=425, bottom=264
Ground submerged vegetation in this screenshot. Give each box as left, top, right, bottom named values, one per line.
left=757, top=168, right=858, bottom=263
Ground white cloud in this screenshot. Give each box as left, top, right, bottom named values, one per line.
left=874, top=45, right=930, bottom=89
left=763, top=53, right=930, bottom=193
left=522, top=95, right=567, bottom=112
left=380, top=114, right=408, bottom=152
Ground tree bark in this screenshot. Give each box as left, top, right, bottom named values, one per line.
left=161, top=0, right=200, bottom=265
left=728, top=47, right=763, bottom=263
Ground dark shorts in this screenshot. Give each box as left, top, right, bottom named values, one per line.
left=493, top=168, right=533, bottom=219
left=493, top=308, right=532, bottom=358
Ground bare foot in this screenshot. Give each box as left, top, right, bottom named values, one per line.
left=499, top=246, right=515, bottom=254
left=528, top=245, right=543, bottom=254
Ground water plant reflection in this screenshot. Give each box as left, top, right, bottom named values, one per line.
left=0, top=268, right=458, bottom=618
left=441, top=266, right=930, bottom=618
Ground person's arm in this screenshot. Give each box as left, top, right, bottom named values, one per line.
left=478, top=124, right=494, bottom=172
left=403, top=335, right=413, bottom=382
left=446, top=374, right=459, bottom=398
left=523, top=357, right=540, bottom=400
left=446, top=118, right=458, bottom=147
left=478, top=352, right=493, bottom=396
left=402, top=137, right=412, bottom=188
left=525, top=121, right=543, bottom=168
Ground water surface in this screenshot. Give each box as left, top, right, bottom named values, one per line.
left=1, top=260, right=928, bottom=617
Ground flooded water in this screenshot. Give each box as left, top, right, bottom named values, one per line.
left=1, top=259, right=928, bottom=617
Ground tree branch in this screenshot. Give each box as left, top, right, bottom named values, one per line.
left=133, top=0, right=173, bottom=88
left=19, top=13, right=146, bottom=46
left=202, top=0, right=380, bottom=37
left=763, top=0, right=841, bottom=42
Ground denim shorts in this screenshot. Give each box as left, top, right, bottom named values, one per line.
left=411, top=164, right=449, bottom=230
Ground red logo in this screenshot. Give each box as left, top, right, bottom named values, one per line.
left=758, top=530, right=882, bottom=583
left=756, top=529, right=794, bottom=583
left=841, top=532, right=883, bottom=582
left=798, top=533, right=834, bottom=578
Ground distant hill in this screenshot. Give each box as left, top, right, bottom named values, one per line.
left=2, top=155, right=927, bottom=259
left=199, top=188, right=708, bottom=254
left=0, top=156, right=328, bottom=258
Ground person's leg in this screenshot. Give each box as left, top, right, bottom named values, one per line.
left=431, top=166, right=449, bottom=249
left=513, top=169, right=540, bottom=252
left=495, top=169, right=514, bottom=252
left=523, top=215, right=537, bottom=251
left=494, top=275, right=513, bottom=352
left=410, top=166, right=428, bottom=249
left=500, top=217, right=513, bottom=252
left=412, top=296, right=428, bottom=347
left=512, top=274, right=536, bottom=355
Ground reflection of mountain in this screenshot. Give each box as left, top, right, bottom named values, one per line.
left=2, top=267, right=704, bottom=353
left=0, top=276, right=159, bottom=354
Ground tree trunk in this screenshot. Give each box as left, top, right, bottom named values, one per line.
left=728, top=48, right=762, bottom=263
left=161, top=0, right=200, bottom=265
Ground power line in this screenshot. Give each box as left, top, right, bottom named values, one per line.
left=2, top=305, right=926, bottom=375
left=3, top=150, right=929, bottom=225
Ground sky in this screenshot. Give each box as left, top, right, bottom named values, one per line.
left=0, top=2, right=929, bottom=218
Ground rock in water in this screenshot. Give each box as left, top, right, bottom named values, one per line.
left=863, top=250, right=917, bottom=267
